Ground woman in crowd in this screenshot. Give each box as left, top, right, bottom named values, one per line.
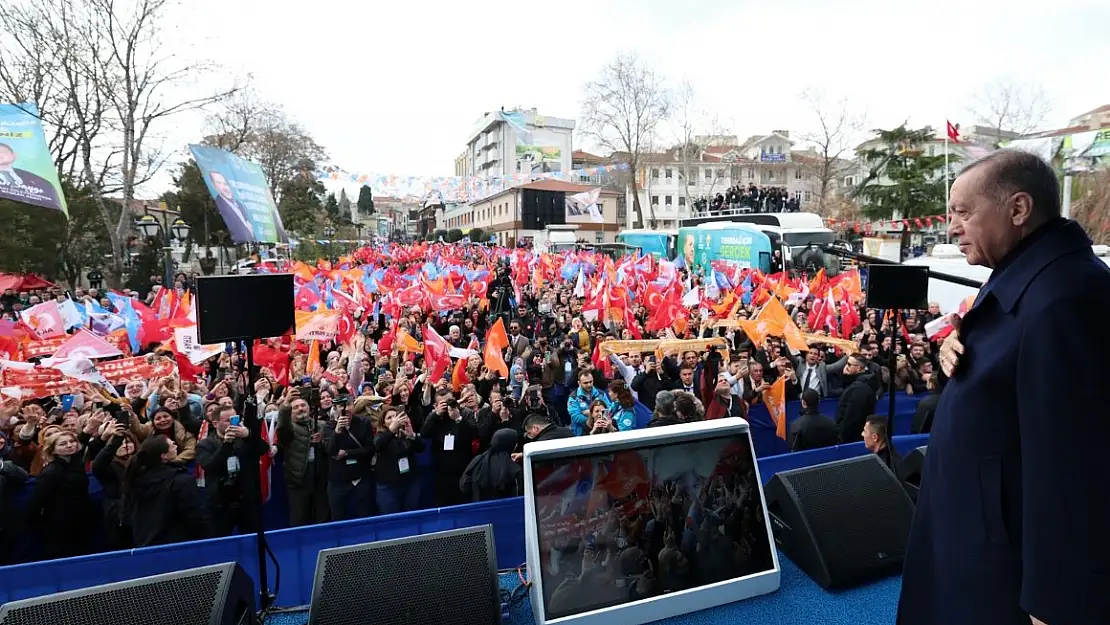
left=607, top=380, right=652, bottom=431
left=585, top=400, right=617, bottom=435
left=131, top=407, right=197, bottom=463
left=459, top=428, right=521, bottom=502
left=124, top=435, right=212, bottom=547
left=27, top=431, right=95, bottom=559
left=88, top=416, right=137, bottom=551
left=373, top=407, right=424, bottom=514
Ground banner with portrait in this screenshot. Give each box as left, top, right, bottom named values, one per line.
left=188, top=144, right=288, bottom=244
left=0, top=103, right=68, bottom=215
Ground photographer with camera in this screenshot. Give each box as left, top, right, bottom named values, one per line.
left=196, top=403, right=268, bottom=537
left=274, top=388, right=330, bottom=527
left=421, top=388, right=477, bottom=508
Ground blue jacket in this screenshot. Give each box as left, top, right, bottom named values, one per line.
left=898, top=220, right=1110, bottom=625
left=567, top=387, right=611, bottom=436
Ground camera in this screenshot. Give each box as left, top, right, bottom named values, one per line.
left=447, top=398, right=459, bottom=409
left=502, top=397, right=517, bottom=410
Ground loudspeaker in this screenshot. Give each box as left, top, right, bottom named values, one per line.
left=865, top=264, right=929, bottom=310
left=308, top=525, right=500, bottom=625
left=195, top=274, right=295, bottom=344
left=0, top=562, right=256, bottom=625
left=521, top=189, right=566, bottom=230
left=765, top=455, right=914, bottom=589
left=897, top=445, right=928, bottom=502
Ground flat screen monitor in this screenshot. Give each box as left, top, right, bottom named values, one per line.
left=523, top=419, right=779, bottom=625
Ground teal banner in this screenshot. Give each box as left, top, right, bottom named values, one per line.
left=189, top=144, right=288, bottom=244
left=0, top=103, right=67, bottom=215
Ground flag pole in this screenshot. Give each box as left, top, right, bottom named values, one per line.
left=944, top=133, right=951, bottom=243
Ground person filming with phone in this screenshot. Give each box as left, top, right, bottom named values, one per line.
left=196, top=404, right=267, bottom=537
left=324, top=396, right=376, bottom=521
left=373, top=407, right=424, bottom=514
left=275, top=394, right=330, bottom=527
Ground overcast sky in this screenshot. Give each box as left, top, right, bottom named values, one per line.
left=158, top=0, right=1109, bottom=193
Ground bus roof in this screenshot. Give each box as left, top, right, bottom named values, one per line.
left=619, top=229, right=677, bottom=236
left=679, top=210, right=826, bottom=230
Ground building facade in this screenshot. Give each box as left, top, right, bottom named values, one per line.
left=629, top=131, right=822, bottom=229
left=462, top=107, right=575, bottom=181
left=469, top=179, right=621, bottom=248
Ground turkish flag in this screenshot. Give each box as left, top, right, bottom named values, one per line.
left=51, top=328, right=124, bottom=361
left=421, top=325, right=451, bottom=382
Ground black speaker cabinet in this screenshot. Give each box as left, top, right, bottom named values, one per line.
left=765, top=455, right=914, bottom=589
left=308, top=525, right=500, bottom=625
left=0, top=562, right=256, bottom=625
left=865, top=264, right=929, bottom=310
left=897, top=445, right=928, bottom=502
left=195, top=274, right=295, bottom=344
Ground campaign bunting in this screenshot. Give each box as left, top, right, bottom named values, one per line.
left=188, top=144, right=288, bottom=245
left=294, top=310, right=339, bottom=341
left=0, top=103, right=67, bottom=215
left=0, top=355, right=175, bottom=399
left=22, top=332, right=131, bottom=360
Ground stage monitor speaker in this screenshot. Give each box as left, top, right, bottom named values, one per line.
left=0, top=562, right=256, bottom=625
left=865, top=264, right=929, bottom=310
left=195, top=273, right=295, bottom=344
left=308, top=525, right=500, bottom=625
left=765, top=455, right=914, bottom=589
left=897, top=445, right=929, bottom=502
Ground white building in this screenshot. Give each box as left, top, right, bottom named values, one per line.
left=463, top=107, right=575, bottom=181
left=628, top=131, right=822, bottom=229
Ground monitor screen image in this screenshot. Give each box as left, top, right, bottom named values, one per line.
left=529, top=432, right=775, bottom=622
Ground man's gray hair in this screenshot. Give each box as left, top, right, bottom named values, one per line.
left=961, top=148, right=1061, bottom=219
left=655, top=390, right=676, bottom=414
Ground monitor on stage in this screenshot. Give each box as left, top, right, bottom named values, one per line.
left=523, top=419, right=780, bottom=625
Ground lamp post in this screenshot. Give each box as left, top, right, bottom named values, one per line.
left=323, top=225, right=336, bottom=261
left=136, top=213, right=191, bottom=289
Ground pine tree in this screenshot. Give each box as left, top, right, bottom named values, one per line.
left=854, top=125, right=955, bottom=247
left=356, top=185, right=375, bottom=216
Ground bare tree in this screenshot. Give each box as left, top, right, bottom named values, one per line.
left=580, top=53, right=670, bottom=228
left=671, top=81, right=731, bottom=208
left=969, top=78, right=1052, bottom=144
left=0, top=0, right=239, bottom=287
left=1072, top=170, right=1110, bottom=245
left=203, top=94, right=327, bottom=200
left=798, top=88, right=864, bottom=217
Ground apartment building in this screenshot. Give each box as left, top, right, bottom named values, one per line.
left=469, top=179, right=621, bottom=248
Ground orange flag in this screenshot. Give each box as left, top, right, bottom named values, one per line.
left=395, top=329, right=423, bottom=354
left=756, top=297, right=810, bottom=354
left=738, top=318, right=776, bottom=348
left=484, top=317, right=510, bottom=378
left=764, top=376, right=787, bottom=440
left=306, top=340, right=321, bottom=374
left=451, top=357, right=470, bottom=393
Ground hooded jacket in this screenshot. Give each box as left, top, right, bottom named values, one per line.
left=129, top=463, right=212, bottom=547
left=460, top=429, right=522, bottom=502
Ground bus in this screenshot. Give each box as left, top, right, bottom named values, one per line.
left=676, top=222, right=774, bottom=274
left=615, top=229, right=677, bottom=260
left=680, top=211, right=845, bottom=275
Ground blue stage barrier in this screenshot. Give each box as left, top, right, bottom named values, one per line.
left=0, top=434, right=927, bottom=608
left=747, top=392, right=922, bottom=457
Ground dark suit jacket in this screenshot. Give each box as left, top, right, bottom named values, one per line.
left=898, top=219, right=1110, bottom=625
left=788, top=408, right=838, bottom=452
left=215, top=195, right=255, bottom=243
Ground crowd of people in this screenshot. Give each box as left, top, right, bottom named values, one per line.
left=0, top=252, right=943, bottom=566
left=690, top=185, right=801, bottom=215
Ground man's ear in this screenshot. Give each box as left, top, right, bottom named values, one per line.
left=1010, top=191, right=1035, bottom=226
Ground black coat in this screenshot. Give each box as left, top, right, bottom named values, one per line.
left=910, top=392, right=939, bottom=434
left=129, top=464, right=212, bottom=547
left=899, top=219, right=1110, bottom=625
left=834, top=374, right=879, bottom=443
left=324, top=415, right=375, bottom=483
left=788, top=408, right=839, bottom=452
left=460, top=429, right=522, bottom=502
left=26, top=456, right=95, bottom=558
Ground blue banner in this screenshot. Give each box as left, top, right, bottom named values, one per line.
left=0, top=103, right=67, bottom=215
left=188, top=144, right=288, bottom=244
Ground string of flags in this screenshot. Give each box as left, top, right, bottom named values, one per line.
left=314, top=163, right=630, bottom=204
left=824, top=214, right=948, bottom=233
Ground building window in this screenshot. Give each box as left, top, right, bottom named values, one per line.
left=844, top=176, right=855, bottom=187
left=795, top=169, right=802, bottom=180
left=679, top=196, right=686, bottom=206
left=595, top=232, right=604, bottom=243
left=651, top=195, right=659, bottom=206
left=715, top=169, right=724, bottom=180
left=929, top=145, right=936, bottom=156
left=704, top=168, right=712, bottom=180
left=803, top=190, right=812, bottom=202
left=651, top=168, right=659, bottom=179
left=665, top=196, right=673, bottom=206
left=748, top=167, right=755, bottom=179
left=664, top=168, right=673, bottom=180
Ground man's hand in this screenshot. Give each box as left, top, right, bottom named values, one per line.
left=1031, top=617, right=1047, bottom=625
left=224, top=425, right=249, bottom=440
left=939, top=314, right=964, bottom=377
left=310, top=431, right=323, bottom=444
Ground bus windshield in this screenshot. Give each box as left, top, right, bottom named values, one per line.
left=783, top=231, right=837, bottom=247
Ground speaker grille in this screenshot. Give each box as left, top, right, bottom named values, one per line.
left=783, top=456, right=912, bottom=581
left=0, top=569, right=224, bottom=625
left=310, top=526, right=499, bottom=625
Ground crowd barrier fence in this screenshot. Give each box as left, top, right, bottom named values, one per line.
left=0, top=434, right=928, bottom=608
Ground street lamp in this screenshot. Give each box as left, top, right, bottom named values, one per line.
left=136, top=213, right=191, bottom=288
left=323, top=225, right=336, bottom=261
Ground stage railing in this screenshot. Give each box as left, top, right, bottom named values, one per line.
left=0, top=434, right=928, bottom=608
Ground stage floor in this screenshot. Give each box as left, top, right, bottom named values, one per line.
left=264, top=549, right=902, bottom=625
